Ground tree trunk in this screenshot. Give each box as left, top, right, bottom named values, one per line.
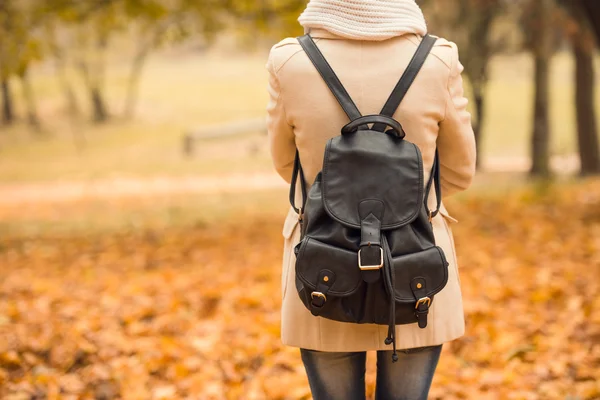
left=54, top=50, right=80, bottom=116
left=123, top=18, right=177, bottom=119
left=78, top=60, right=109, bottom=124
left=530, top=0, right=553, bottom=177
left=472, top=85, right=485, bottom=169
left=567, top=0, right=600, bottom=175
left=461, top=6, right=496, bottom=171
left=62, top=76, right=80, bottom=117
left=1, top=78, right=15, bottom=125
left=530, top=55, right=551, bottom=177
left=581, top=0, right=600, bottom=43
left=19, top=68, right=42, bottom=132
left=123, top=50, right=149, bottom=119
left=93, top=34, right=109, bottom=124
left=574, top=40, right=600, bottom=175
left=78, top=31, right=110, bottom=124
left=91, top=86, right=108, bottom=123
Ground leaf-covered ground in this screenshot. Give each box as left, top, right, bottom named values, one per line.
left=1, top=181, right=599, bottom=399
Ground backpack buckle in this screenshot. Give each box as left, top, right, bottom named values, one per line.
left=309, top=291, right=327, bottom=315
left=415, top=297, right=431, bottom=309
left=415, top=296, right=431, bottom=329
left=358, top=247, right=384, bottom=270
left=311, top=291, right=327, bottom=302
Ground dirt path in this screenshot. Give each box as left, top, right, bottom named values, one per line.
left=0, top=155, right=579, bottom=205
left=0, top=173, right=288, bottom=205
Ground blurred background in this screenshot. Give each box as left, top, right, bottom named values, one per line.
left=0, top=0, right=599, bottom=399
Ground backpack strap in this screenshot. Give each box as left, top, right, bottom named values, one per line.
left=374, top=34, right=437, bottom=130
left=424, top=149, right=442, bottom=220
left=290, top=34, right=365, bottom=219
left=297, top=34, right=362, bottom=121
left=373, top=34, right=441, bottom=219
left=289, top=149, right=307, bottom=217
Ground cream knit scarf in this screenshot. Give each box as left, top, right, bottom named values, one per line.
left=298, top=0, right=427, bottom=41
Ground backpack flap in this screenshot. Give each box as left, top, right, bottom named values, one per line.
left=392, top=246, right=449, bottom=303
left=295, top=237, right=362, bottom=297
left=322, top=130, right=424, bottom=230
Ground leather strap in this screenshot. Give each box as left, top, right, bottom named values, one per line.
left=373, top=34, right=437, bottom=131
left=309, top=269, right=336, bottom=315
left=298, top=35, right=362, bottom=121
left=341, top=115, right=404, bottom=137
left=375, top=34, right=440, bottom=218
left=289, top=149, right=307, bottom=215
left=291, top=34, right=363, bottom=217
left=424, top=149, right=442, bottom=219
left=359, top=213, right=383, bottom=283
left=411, top=277, right=431, bottom=329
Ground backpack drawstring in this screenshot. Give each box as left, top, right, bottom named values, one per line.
left=382, top=235, right=398, bottom=362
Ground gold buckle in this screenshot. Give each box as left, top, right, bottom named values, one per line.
left=415, top=297, right=431, bottom=309
left=358, top=247, right=384, bottom=271
left=311, top=291, right=326, bottom=302
left=298, top=207, right=304, bottom=223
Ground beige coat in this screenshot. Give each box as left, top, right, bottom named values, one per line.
left=266, top=28, right=476, bottom=351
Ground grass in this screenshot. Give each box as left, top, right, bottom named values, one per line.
left=0, top=51, right=273, bottom=183
left=0, top=48, right=598, bottom=183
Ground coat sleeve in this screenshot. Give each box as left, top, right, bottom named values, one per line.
left=437, top=43, right=477, bottom=197
left=266, top=49, right=296, bottom=184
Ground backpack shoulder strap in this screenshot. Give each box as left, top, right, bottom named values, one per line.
left=373, top=34, right=437, bottom=132
left=290, top=34, right=364, bottom=217
left=374, top=34, right=441, bottom=219
left=297, top=34, right=362, bottom=121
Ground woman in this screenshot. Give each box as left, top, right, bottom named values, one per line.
left=266, top=0, right=476, bottom=398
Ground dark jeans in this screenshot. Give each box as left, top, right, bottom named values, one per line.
left=300, top=345, right=442, bottom=400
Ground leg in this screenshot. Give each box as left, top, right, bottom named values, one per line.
left=300, top=348, right=367, bottom=400
left=375, top=345, right=442, bottom=400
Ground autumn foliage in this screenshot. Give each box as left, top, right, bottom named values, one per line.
left=1, top=181, right=599, bottom=399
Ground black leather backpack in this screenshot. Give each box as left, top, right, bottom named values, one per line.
left=289, top=34, right=449, bottom=362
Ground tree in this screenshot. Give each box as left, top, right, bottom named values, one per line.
left=45, top=25, right=81, bottom=117
left=522, top=0, right=556, bottom=177
left=121, top=0, right=189, bottom=119
left=37, top=0, right=129, bottom=123
left=0, top=0, right=19, bottom=126
left=562, top=0, right=600, bottom=175
left=75, top=3, right=121, bottom=123
left=122, top=0, right=244, bottom=118
left=42, top=0, right=234, bottom=122
left=0, top=78, right=14, bottom=126
left=421, top=0, right=508, bottom=169
left=122, top=1, right=172, bottom=118
left=581, top=0, right=600, bottom=41
left=0, top=0, right=54, bottom=130
left=225, top=0, right=305, bottom=40
left=15, top=25, right=44, bottom=131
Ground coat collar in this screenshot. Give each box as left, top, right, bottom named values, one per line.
left=306, top=27, right=421, bottom=42
left=305, top=28, right=345, bottom=40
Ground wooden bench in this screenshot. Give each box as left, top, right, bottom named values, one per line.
left=182, top=118, right=267, bottom=156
